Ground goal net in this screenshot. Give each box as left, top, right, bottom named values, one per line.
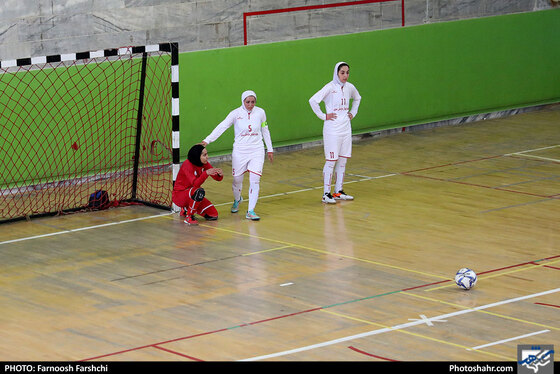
left=0, top=43, right=180, bottom=223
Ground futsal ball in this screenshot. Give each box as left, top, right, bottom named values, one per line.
left=455, top=268, right=477, bottom=290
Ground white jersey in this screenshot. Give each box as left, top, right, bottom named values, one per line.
left=309, top=81, right=361, bottom=134
left=203, top=105, right=273, bottom=153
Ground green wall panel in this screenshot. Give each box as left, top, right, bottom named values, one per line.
left=179, top=9, right=560, bottom=157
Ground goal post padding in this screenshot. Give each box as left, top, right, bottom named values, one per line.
left=0, top=43, right=179, bottom=223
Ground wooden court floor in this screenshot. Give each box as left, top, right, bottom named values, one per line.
left=0, top=106, right=558, bottom=362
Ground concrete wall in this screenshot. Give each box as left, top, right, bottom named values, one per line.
left=0, top=0, right=556, bottom=60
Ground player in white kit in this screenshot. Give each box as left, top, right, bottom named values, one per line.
left=309, top=62, right=362, bottom=204
left=202, top=90, right=273, bottom=220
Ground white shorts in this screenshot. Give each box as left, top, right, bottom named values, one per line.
left=232, top=147, right=265, bottom=176
left=323, top=131, right=352, bottom=160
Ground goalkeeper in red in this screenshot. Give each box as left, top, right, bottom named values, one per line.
left=172, top=144, right=223, bottom=225
left=309, top=62, right=361, bottom=204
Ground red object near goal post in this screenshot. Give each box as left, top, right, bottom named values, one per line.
left=0, top=43, right=180, bottom=223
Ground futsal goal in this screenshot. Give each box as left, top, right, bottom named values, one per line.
left=0, top=43, right=180, bottom=223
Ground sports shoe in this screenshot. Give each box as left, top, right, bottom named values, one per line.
left=231, top=197, right=243, bottom=213
left=322, top=192, right=336, bottom=204
left=333, top=190, right=354, bottom=200
left=204, top=214, right=218, bottom=221
left=184, top=215, right=198, bottom=225
left=246, top=210, right=260, bottom=221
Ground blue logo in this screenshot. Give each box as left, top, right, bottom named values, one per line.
left=517, top=345, right=554, bottom=374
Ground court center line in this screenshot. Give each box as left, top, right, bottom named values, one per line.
left=239, top=288, right=560, bottom=361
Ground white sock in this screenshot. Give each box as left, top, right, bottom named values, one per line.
left=335, top=157, right=347, bottom=192
left=248, top=172, right=261, bottom=212
left=323, top=160, right=336, bottom=194
left=232, top=175, right=243, bottom=201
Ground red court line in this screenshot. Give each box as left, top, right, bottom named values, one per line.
left=403, top=155, right=503, bottom=173
left=81, top=328, right=229, bottom=361
left=81, top=254, right=560, bottom=361
left=477, top=261, right=541, bottom=275
left=541, top=254, right=560, bottom=261
left=401, top=153, right=559, bottom=198
left=403, top=255, right=560, bottom=291
left=535, top=302, right=560, bottom=309
left=81, top=308, right=321, bottom=361
left=245, top=307, right=323, bottom=326
left=152, top=345, right=204, bottom=361
left=401, top=279, right=450, bottom=291
left=402, top=172, right=553, bottom=199
left=243, top=0, right=404, bottom=45
left=476, top=255, right=560, bottom=276
left=348, top=346, right=399, bottom=361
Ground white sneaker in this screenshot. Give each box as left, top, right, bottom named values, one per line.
left=322, top=192, right=336, bottom=204
left=246, top=210, right=260, bottom=221
left=333, top=190, right=354, bottom=200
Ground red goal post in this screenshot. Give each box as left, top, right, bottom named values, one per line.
left=0, top=43, right=180, bottom=223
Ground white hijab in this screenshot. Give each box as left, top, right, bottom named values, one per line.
left=333, top=61, right=348, bottom=87
left=241, top=90, right=257, bottom=111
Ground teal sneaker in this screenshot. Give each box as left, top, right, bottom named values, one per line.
left=246, top=210, right=260, bottom=221
left=231, top=197, right=243, bottom=213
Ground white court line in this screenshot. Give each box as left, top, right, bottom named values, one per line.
left=510, top=154, right=560, bottom=163
left=3, top=142, right=556, bottom=246
left=469, top=329, right=550, bottom=351
left=2, top=141, right=556, bottom=246
left=1, top=173, right=395, bottom=245
left=408, top=314, right=447, bottom=326
left=209, top=173, right=397, bottom=207
left=0, top=212, right=174, bottom=245
left=239, top=288, right=560, bottom=361
left=505, top=144, right=560, bottom=156
left=505, top=144, right=560, bottom=163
